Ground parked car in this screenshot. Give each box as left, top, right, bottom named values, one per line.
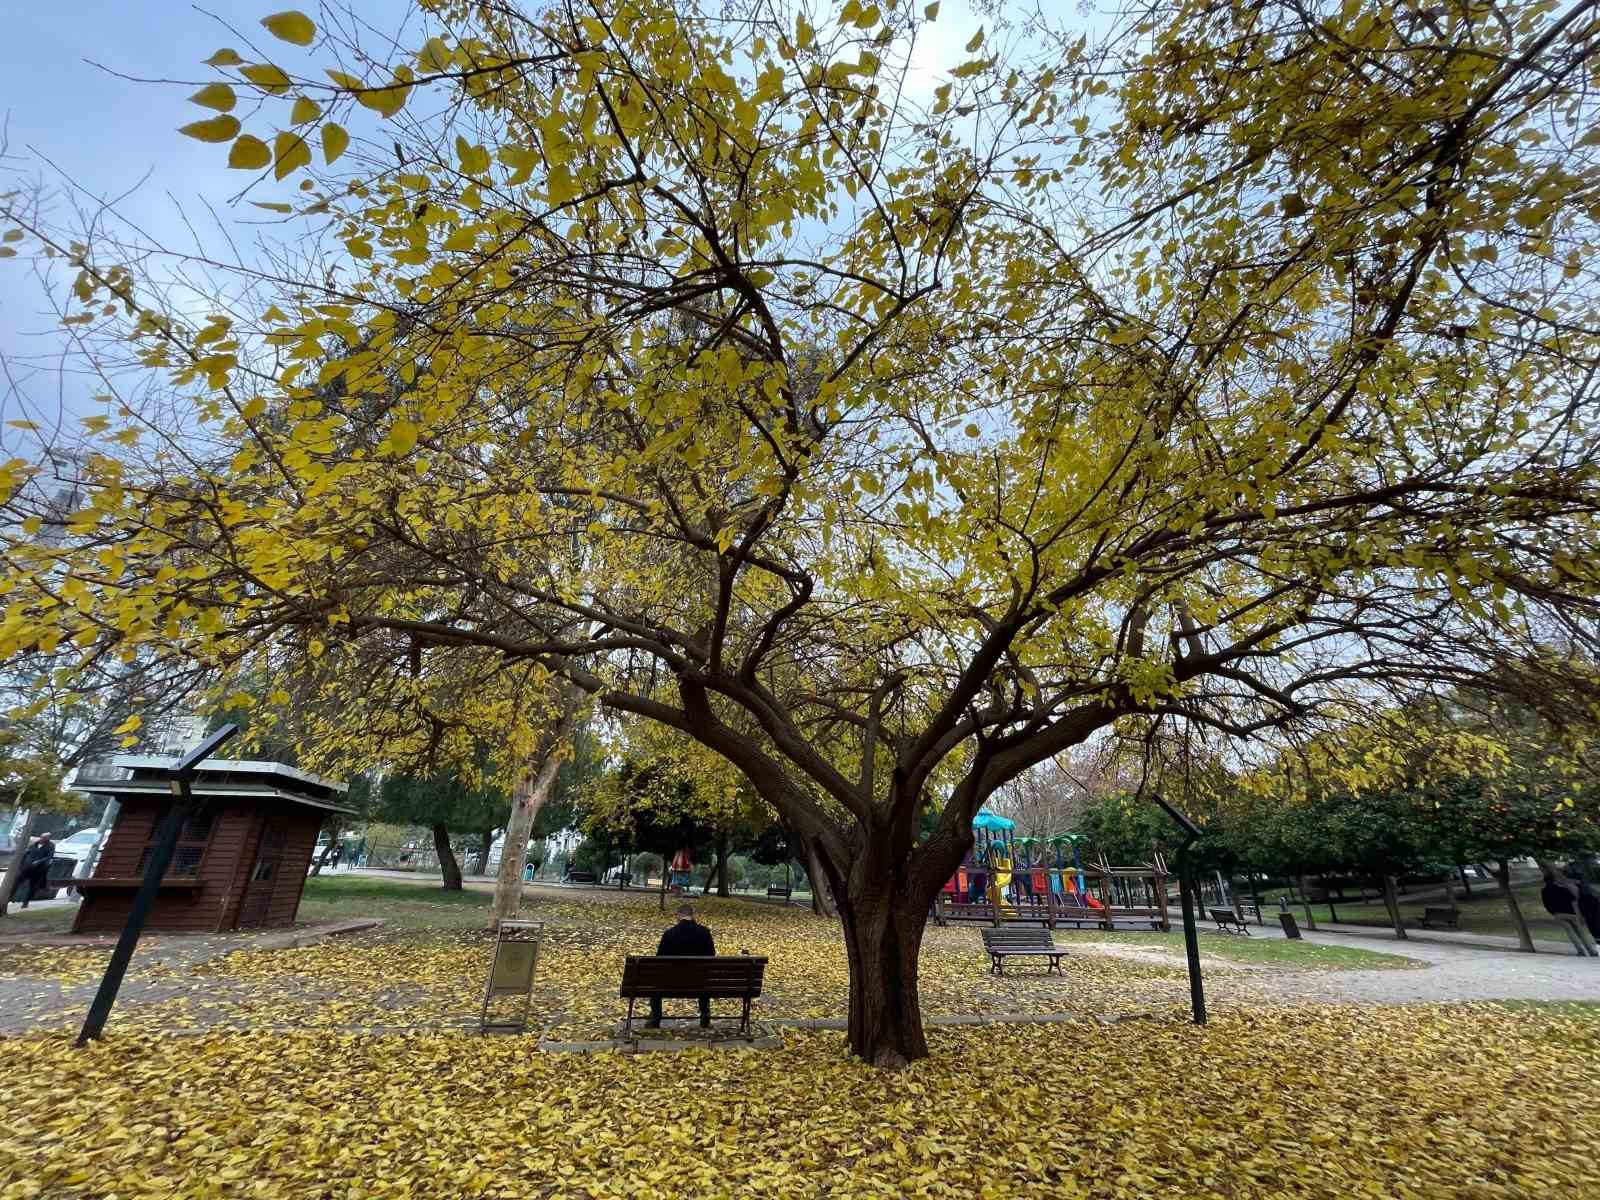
left=57, top=828, right=105, bottom=879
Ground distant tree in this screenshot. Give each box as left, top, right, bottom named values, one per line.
left=375, top=770, right=507, bottom=891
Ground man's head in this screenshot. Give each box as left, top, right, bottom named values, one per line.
left=676, top=902, right=695, bottom=922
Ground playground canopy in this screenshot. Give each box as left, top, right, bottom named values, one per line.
left=972, top=810, right=1015, bottom=833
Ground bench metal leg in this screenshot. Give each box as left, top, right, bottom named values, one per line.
left=625, top=996, right=635, bottom=1039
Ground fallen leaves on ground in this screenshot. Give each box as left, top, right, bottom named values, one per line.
left=2, top=890, right=1427, bottom=1036
left=2, top=1006, right=1596, bottom=1199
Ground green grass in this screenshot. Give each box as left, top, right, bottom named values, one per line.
left=1058, top=927, right=1426, bottom=970
left=1306, top=882, right=1565, bottom=941
left=0, top=903, right=78, bottom=935
left=1486, top=1000, right=1600, bottom=1018
left=299, top=875, right=491, bottom=930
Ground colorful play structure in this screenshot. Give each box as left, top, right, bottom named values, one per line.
left=667, top=848, right=693, bottom=892
left=934, top=809, right=1172, bottom=931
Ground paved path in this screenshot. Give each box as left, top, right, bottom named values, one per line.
left=0, top=919, right=380, bottom=1034
left=1232, top=927, right=1600, bottom=1004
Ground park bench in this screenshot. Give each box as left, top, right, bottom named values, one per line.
left=1236, top=901, right=1262, bottom=925
left=981, top=927, right=1068, bottom=976
left=767, top=885, right=792, bottom=902
left=564, top=870, right=598, bottom=884
left=619, top=954, right=767, bottom=1037
left=1209, top=907, right=1251, bottom=935
left=1418, top=906, right=1460, bottom=931
left=1052, top=904, right=1105, bottom=929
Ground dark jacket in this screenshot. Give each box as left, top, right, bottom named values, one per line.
left=1542, top=880, right=1578, bottom=916
left=21, top=842, right=54, bottom=872
left=657, top=918, right=715, bottom=957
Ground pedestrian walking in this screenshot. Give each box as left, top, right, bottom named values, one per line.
left=10, top=833, right=56, bottom=908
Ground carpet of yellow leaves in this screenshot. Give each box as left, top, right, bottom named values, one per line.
left=189, top=897, right=1202, bottom=1029
left=2, top=894, right=1208, bottom=1034
left=3, top=1006, right=1596, bottom=1199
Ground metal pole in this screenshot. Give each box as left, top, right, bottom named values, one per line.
left=77, top=724, right=238, bottom=1046
left=1176, top=837, right=1206, bottom=1025
left=1154, top=796, right=1207, bottom=1027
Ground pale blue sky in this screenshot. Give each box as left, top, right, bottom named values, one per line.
left=0, top=1, right=991, bottom=446
left=0, top=2, right=408, bottom=442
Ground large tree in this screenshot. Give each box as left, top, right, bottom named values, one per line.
left=3, top=0, right=1599, bottom=1064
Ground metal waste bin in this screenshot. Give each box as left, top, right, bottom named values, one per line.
left=1278, top=911, right=1301, bottom=939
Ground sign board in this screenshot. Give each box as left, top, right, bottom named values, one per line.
left=480, top=919, right=543, bottom=1034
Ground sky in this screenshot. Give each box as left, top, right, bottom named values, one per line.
left=0, top=1, right=990, bottom=449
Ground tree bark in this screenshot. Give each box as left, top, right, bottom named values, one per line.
left=835, top=869, right=933, bottom=1069
left=433, top=824, right=463, bottom=891
left=1297, top=874, right=1317, bottom=931
left=1497, top=859, right=1536, bottom=952
left=701, top=842, right=721, bottom=895
left=802, top=842, right=836, bottom=917
left=1380, top=873, right=1407, bottom=939
left=310, top=818, right=343, bottom=877
left=0, top=810, right=41, bottom=917
left=716, top=829, right=731, bottom=898
left=475, top=829, right=495, bottom=876
left=489, top=700, right=579, bottom=928
left=659, top=855, right=669, bottom=913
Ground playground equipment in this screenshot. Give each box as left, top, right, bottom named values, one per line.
left=668, top=848, right=693, bottom=892
left=935, top=814, right=1169, bottom=930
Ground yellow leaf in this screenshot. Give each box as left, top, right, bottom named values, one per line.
left=322, top=123, right=350, bottom=165
left=112, top=714, right=142, bottom=735
left=389, top=418, right=418, bottom=454
left=204, top=48, right=243, bottom=67
left=189, top=83, right=237, bottom=112
left=290, top=96, right=322, bottom=124
left=924, top=2, right=940, bottom=18
left=251, top=201, right=293, bottom=214
left=966, top=28, right=985, bottom=52
left=272, top=132, right=312, bottom=180
left=357, top=81, right=411, bottom=119
left=241, top=63, right=293, bottom=94
left=178, top=115, right=241, bottom=143
left=228, top=135, right=272, bottom=170
left=261, top=10, right=317, bottom=46
left=420, top=37, right=452, bottom=73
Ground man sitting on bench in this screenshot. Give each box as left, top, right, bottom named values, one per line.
left=648, top=902, right=717, bottom=1027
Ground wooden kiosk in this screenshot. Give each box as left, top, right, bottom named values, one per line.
left=71, top=756, right=352, bottom=934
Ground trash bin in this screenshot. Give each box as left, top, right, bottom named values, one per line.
left=1278, top=911, right=1301, bottom=939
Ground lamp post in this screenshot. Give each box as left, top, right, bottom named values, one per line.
left=77, top=724, right=239, bottom=1045
left=1154, top=796, right=1207, bottom=1027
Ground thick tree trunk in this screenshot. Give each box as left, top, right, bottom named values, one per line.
left=489, top=700, right=578, bottom=928
left=1380, top=874, right=1407, bottom=938
left=836, top=873, right=931, bottom=1069
left=1497, top=859, right=1536, bottom=952
left=433, top=824, right=463, bottom=891
left=1456, top=864, right=1472, bottom=901
left=475, top=829, right=494, bottom=876
left=716, top=829, right=730, bottom=898
left=311, top=818, right=343, bottom=877
left=659, top=857, right=669, bottom=913
left=0, top=810, right=41, bottom=917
